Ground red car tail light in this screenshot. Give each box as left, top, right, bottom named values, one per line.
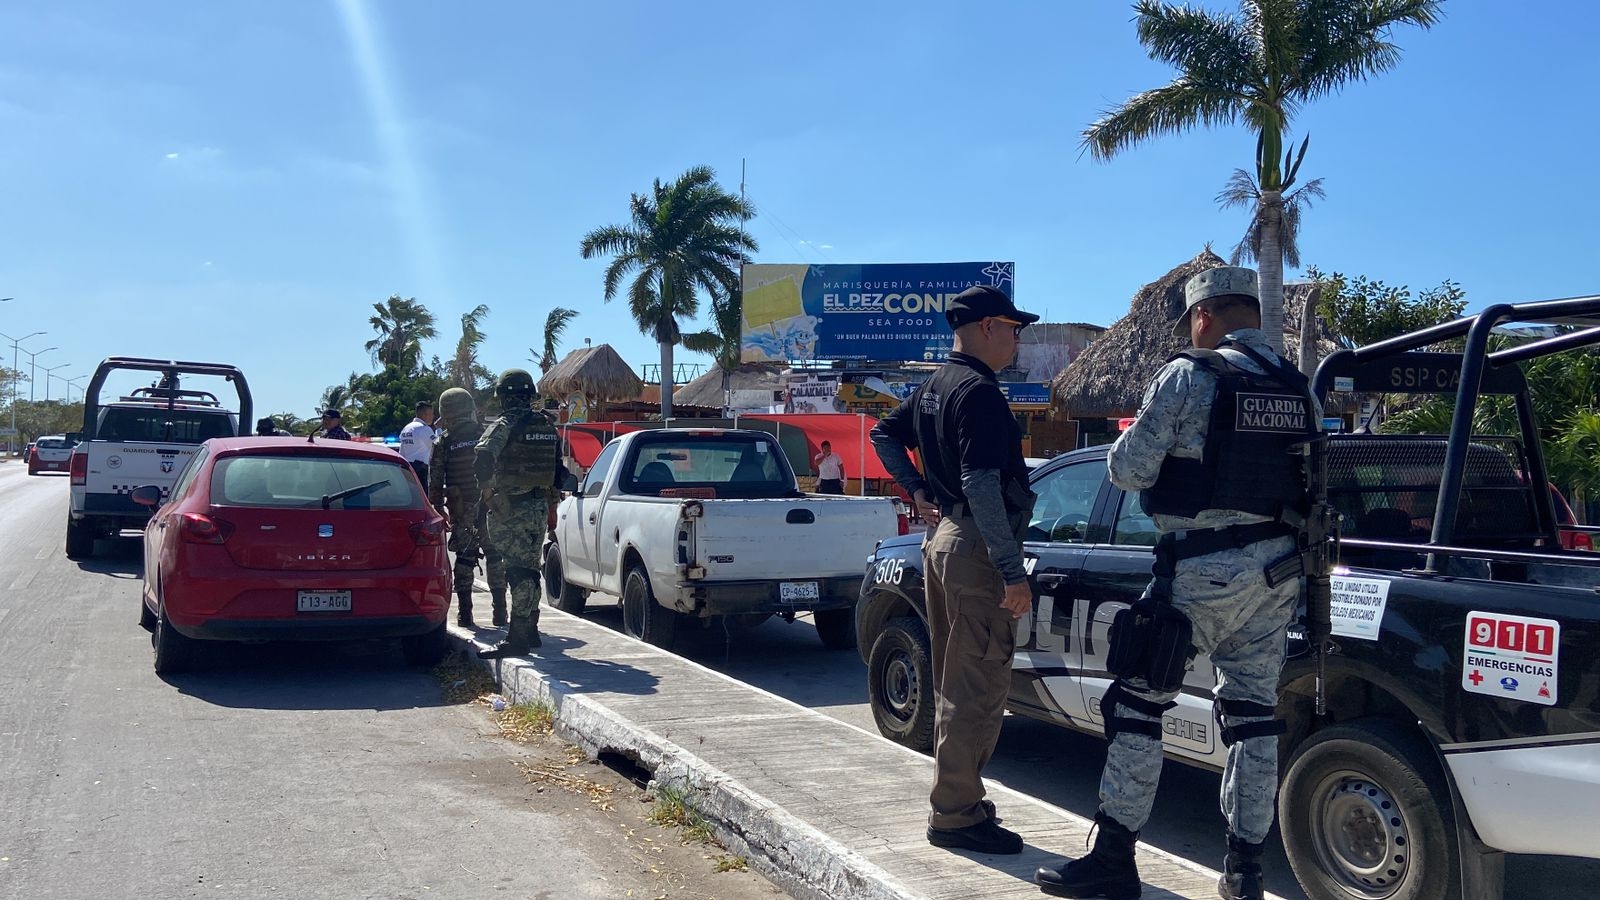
left=70, top=452, right=88, bottom=485
left=1576, top=532, right=1594, bottom=552
left=409, top=518, right=446, bottom=546
left=179, top=513, right=232, bottom=544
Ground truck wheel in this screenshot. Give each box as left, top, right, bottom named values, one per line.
left=867, top=616, right=934, bottom=751
left=542, top=546, right=588, bottom=614
left=622, top=565, right=677, bottom=650
left=814, top=608, right=857, bottom=651
left=401, top=622, right=448, bottom=667
left=65, top=514, right=96, bottom=559
left=1280, top=718, right=1459, bottom=900
left=152, top=598, right=199, bottom=675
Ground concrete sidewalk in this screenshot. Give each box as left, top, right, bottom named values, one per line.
left=451, top=607, right=1277, bottom=900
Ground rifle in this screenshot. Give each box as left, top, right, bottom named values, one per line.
left=1299, top=433, right=1342, bottom=717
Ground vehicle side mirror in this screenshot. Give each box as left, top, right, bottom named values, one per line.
left=66, top=432, right=83, bottom=444
left=558, top=470, right=579, bottom=493
left=130, top=485, right=164, bottom=508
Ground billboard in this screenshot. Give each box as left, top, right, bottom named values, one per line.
left=741, top=262, right=1014, bottom=363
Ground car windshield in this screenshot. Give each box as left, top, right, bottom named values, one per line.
left=212, top=454, right=421, bottom=509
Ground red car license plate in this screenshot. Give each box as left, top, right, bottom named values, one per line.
left=297, top=590, right=352, bottom=612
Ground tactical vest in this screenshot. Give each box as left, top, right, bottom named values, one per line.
left=438, top=419, right=485, bottom=493
left=911, top=354, right=1034, bottom=527
left=1140, top=343, right=1315, bottom=520
left=494, top=410, right=560, bottom=495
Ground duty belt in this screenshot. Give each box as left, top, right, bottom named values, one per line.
left=1161, top=521, right=1294, bottom=563
left=937, top=500, right=973, bottom=519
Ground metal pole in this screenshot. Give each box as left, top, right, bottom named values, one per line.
left=26, top=346, right=58, bottom=403
left=43, top=363, right=70, bottom=402
left=0, top=330, right=46, bottom=454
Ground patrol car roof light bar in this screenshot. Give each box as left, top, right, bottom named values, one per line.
left=81, top=357, right=252, bottom=441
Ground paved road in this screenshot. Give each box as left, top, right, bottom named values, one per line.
left=576, top=569, right=1600, bottom=900
left=0, top=467, right=783, bottom=900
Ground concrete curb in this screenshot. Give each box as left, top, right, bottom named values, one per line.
left=449, top=626, right=922, bottom=900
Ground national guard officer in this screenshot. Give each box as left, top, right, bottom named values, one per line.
left=870, top=284, right=1040, bottom=856
left=474, top=369, right=562, bottom=659
left=1036, top=267, right=1318, bottom=900
left=428, top=387, right=508, bottom=628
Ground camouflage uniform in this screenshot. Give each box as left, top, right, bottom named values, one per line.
left=428, top=407, right=507, bottom=627
left=1099, top=325, right=1306, bottom=844
left=474, top=375, right=561, bottom=657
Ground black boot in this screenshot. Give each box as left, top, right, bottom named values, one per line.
left=456, top=590, right=475, bottom=628
left=1036, top=811, right=1141, bottom=899
left=477, top=617, right=540, bottom=659
left=1217, top=833, right=1266, bottom=900
left=491, top=590, right=508, bottom=628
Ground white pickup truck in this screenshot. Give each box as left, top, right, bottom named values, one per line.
left=542, top=428, right=904, bottom=651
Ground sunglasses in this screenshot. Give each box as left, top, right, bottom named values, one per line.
left=990, top=317, right=1026, bottom=338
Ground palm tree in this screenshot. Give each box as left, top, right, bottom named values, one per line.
left=1217, top=163, right=1325, bottom=373
left=1083, top=0, right=1442, bottom=355
left=449, top=304, right=491, bottom=389
left=534, top=307, right=580, bottom=373
left=364, top=295, right=438, bottom=375
left=580, top=166, right=757, bottom=419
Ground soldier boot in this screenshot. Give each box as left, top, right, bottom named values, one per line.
left=477, top=615, right=540, bottom=659
left=1035, top=811, right=1141, bottom=899
left=1217, top=833, right=1265, bottom=900
left=491, top=589, right=508, bottom=628
left=456, top=588, right=475, bottom=628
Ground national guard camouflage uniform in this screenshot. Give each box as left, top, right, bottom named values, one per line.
left=474, top=370, right=561, bottom=659
left=428, top=387, right=508, bottom=628
left=1038, top=267, right=1316, bottom=900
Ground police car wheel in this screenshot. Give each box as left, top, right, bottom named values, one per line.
left=1280, top=718, right=1458, bottom=900
left=621, top=565, right=677, bottom=649
left=65, top=513, right=96, bottom=559
left=867, top=617, right=935, bottom=752
left=542, top=545, right=588, bottom=614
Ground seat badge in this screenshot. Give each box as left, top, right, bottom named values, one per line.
left=318, top=524, right=335, bottom=538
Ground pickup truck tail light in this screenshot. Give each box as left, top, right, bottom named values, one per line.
left=410, top=518, right=447, bottom=546
left=892, top=499, right=910, bottom=536
left=70, top=451, right=88, bottom=485
left=1574, top=531, right=1594, bottom=552
left=179, top=512, right=232, bottom=545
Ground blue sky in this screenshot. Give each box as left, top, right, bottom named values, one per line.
left=1, top=1, right=1594, bottom=421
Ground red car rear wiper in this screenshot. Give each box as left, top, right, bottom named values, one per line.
left=321, top=480, right=389, bottom=510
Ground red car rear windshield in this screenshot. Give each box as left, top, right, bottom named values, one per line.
left=212, top=455, right=423, bottom=509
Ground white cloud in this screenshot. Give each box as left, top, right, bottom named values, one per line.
left=165, top=152, right=179, bottom=159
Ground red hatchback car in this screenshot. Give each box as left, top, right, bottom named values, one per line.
left=134, top=436, right=450, bottom=674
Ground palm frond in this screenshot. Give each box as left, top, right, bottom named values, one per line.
left=1083, top=78, right=1246, bottom=160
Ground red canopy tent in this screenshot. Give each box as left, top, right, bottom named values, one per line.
left=560, top=422, right=640, bottom=468
left=741, top=413, right=893, bottom=482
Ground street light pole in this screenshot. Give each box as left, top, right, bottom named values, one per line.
left=0, top=329, right=46, bottom=455
left=42, top=363, right=71, bottom=402
left=22, top=345, right=59, bottom=403
left=66, top=376, right=86, bottom=405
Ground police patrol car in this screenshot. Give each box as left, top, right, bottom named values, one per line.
left=66, top=358, right=251, bottom=559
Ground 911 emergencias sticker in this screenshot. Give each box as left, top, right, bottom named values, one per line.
left=1461, top=611, right=1559, bottom=706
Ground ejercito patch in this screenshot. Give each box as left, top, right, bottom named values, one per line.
left=1234, top=393, right=1307, bottom=432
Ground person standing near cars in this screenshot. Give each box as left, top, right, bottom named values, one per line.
left=813, top=440, right=846, bottom=494
left=870, top=284, right=1039, bottom=856
left=400, top=400, right=436, bottom=486
left=429, top=388, right=508, bottom=628
left=474, top=369, right=562, bottom=659
left=1035, top=267, right=1317, bottom=900
left=319, top=409, right=351, bottom=440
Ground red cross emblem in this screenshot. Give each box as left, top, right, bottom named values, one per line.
left=1468, top=669, right=1484, bottom=686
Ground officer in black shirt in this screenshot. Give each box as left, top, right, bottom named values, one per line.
left=871, top=284, right=1039, bottom=856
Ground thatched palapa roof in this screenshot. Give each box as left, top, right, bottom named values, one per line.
left=537, top=344, right=644, bottom=401
left=1051, top=249, right=1337, bottom=420
left=674, top=364, right=784, bottom=410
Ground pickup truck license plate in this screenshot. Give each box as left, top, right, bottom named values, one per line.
left=779, top=581, right=819, bottom=602
left=297, top=590, right=352, bottom=612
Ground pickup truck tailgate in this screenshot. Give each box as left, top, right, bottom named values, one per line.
left=689, top=497, right=897, bottom=581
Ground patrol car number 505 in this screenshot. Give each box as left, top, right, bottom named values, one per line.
left=872, top=558, right=905, bottom=585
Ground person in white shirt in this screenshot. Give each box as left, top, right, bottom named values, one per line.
left=399, top=400, right=437, bottom=485
left=813, top=440, right=846, bottom=494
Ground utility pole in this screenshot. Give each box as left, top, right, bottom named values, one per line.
left=22, top=345, right=58, bottom=403
left=42, top=363, right=71, bottom=402
left=0, top=329, right=45, bottom=455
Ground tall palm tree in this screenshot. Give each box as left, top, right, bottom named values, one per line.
left=580, top=166, right=757, bottom=419
left=449, top=304, right=491, bottom=389
left=534, top=307, right=580, bottom=373
left=1083, top=0, right=1442, bottom=355
left=1217, top=162, right=1325, bottom=373
left=364, top=295, right=438, bottom=375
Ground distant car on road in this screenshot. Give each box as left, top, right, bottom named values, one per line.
left=29, top=435, right=74, bottom=475
left=133, top=435, right=450, bottom=674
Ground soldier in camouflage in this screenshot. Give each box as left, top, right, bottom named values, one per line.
left=474, top=369, right=562, bottom=659
left=428, top=387, right=508, bottom=628
left=1037, top=267, right=1318, bottom=900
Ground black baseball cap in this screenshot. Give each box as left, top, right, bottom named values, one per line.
left=944, top=285, right=1039, bottom=329
left=320, top=409, right=341, bottom=419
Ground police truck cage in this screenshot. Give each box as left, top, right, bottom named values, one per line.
left=1311, top=294, right=1600, bottom=574
left=81, top=357, right=252, bottom=438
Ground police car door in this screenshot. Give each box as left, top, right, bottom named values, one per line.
left=1078, top=488, right=1222, bottom=767
left=1008, top=456, right=1108, bottom=725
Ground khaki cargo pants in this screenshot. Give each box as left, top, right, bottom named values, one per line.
left=923, top=513, right=1016, bottom=829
